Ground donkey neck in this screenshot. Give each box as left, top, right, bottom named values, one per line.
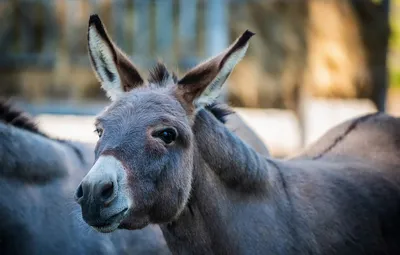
left=192, top=108, right=274, bottom=193
left=161, top=109, right=284, bottom=255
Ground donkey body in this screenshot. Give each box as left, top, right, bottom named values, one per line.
left=76, top=15, right=400, bottom=255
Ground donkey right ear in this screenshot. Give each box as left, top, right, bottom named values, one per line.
left=87, top=14, right=145, bottom=101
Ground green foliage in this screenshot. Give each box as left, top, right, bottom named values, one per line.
left=390, top=0, right=400, bottom=87
left=390, top=0, right=400, bottom=46
left=390, top=69, right=400, bottom=88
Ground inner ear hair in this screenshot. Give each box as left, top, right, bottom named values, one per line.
left=177, top=30, right=255, bottom=108
left=87, top=14, right=145, bottom=100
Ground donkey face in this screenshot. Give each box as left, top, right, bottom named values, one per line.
left=75, top=14, right=254, bottom=233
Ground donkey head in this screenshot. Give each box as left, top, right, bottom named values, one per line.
left=75, top=14, right=254, bottom=233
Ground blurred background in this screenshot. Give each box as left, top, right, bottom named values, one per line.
left=0, top=0, right=398, bottom=157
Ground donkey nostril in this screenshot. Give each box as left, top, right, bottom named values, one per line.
left=100, top=182, right=114, bottom=200
left=75, top=184, right=84, bottom=200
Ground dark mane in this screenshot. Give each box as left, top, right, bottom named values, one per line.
left=148, top=62, right=178, bottom=86
left=0, top=99, right=45, bottom=136
left=0, top=99, right=86, bottom=163
left=205, top=103, right=234, bottom=124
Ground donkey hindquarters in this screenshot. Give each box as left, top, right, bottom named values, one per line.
left=76, top=14, right=400, bottom=255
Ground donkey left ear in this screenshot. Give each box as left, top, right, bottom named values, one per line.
left=177, top=30, right=254, bottom=109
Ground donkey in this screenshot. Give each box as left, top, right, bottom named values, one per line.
left=0, top=100, right=170, bottom=254
left=0, top=84, right=267, bottom=253
left=75, top=14, right=400, bottom=254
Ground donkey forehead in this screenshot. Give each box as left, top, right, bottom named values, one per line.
left=98, top=88, right=187, bottom=123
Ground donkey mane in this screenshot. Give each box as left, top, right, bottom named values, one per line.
left=205, top=103, right=234, bottom=124
left=0, top=99, right=44, bottom=136
left=0, top=98, right=86, bottom=165
left=148, top=62, right=179, bottom=86
left=147, top=62, right=233, bottom=124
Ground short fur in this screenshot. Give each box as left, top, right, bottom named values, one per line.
left=77, top=14, right=400, bottom=255
left=0, top=99, right=91, bottom=181
left=0, top=99, right=74, bottom=182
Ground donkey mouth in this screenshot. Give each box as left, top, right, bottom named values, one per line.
left=93, top=222, right=120, bottom=233
left=91, top=208, right=128, bottom=233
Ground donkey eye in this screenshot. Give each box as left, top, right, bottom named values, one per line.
left=94, top=128, right=103, bottom=138
left=153, top=128, right=177, bottom=145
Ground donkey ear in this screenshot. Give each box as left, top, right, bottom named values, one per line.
left=177, top=30, right=254, bottom=108
left=87, top=14, right=145, bottom=101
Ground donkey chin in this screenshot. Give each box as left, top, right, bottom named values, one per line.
left=75, top=155, right=148, bottom=233
left=90, top=208, right=151, bottom=233
left=93, top=209, right=151, bottom=233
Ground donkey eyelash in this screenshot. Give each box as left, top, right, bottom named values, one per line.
left=93, top=128, right=103, bottom=136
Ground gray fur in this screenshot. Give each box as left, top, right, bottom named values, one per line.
left=224, top=113, right=269, bottom=156
left=0, top=122, right=71, bottom=183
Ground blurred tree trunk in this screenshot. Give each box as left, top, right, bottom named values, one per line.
left=228, top=0, right=308, bottom=110
left=228, top=0, right=390, bottom=112
left=351, top=0, right=390, bottom=112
